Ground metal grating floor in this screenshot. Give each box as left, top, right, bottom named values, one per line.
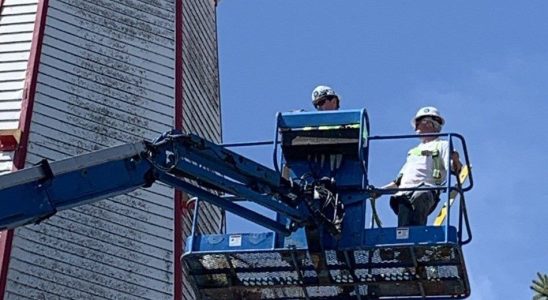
left=183, top=245, right=470, bottom=299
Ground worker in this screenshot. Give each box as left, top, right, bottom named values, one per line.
left=380, top=106, right=462, bottom=226
left=311, top=85, right=340, bottom=111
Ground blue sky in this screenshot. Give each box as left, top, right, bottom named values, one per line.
left=216, top=1, right=548, bottom=299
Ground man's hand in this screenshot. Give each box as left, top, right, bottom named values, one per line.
left=366, top=185, right=380, bottom=199
left=367, top=182, right=398, bottom=199
left=451, top=151, right=463, bottom=174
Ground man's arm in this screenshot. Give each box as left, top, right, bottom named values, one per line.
left=380, top=173, right=402, bottom=190
left=369, top=179, right=398, bottom=199
left=441, top=141, right=463, bottom=174
left=451, top=151, right=463, bottom=174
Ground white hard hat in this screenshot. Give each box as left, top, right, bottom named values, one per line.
left=411, top=106, right=445, bottom=128
left=311, top=85, right=339, bottom=106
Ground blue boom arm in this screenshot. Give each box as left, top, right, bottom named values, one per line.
left=0, top=132, right=306, bottom=234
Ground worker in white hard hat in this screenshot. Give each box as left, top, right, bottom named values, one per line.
left=379, top=106, right=462, bottom=226
left=311, top=85, right=340, bottom=111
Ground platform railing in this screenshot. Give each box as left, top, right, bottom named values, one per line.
left=367, top=132, right=473, bottom=245
left=184, top=130, right=473, bottom=299
left=212, top=130, right=473, bottom=246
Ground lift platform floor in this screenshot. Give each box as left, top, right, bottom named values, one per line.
left=183, top=244, right=469, bottom=299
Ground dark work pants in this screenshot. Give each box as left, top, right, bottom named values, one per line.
left=393, top=190, right=436, bottom=227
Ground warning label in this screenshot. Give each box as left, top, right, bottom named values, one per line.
left=229, top=235, right=242, bottom=247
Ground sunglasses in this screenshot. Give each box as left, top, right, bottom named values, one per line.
left=415, top=117, right=440, bottom=128
left=315, top=96, right=335, bottom=107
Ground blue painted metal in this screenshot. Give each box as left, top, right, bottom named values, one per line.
left=273, top=112, right=282, bottom=173
left=0, top=143, right=153, bottom=230
left=276, top=109, right=364, bottom=128
left=166, top=156, right=302, bottom=220
left=158, top=172, right=292, bottom=236
left=184, top=109, right=474, bottom=299
left=276, top=109, right=369, bottom=188
left=187, top=232, right=279, bottom=253
left=185, top=225, right=458, bottom=253
left=0, top=109, right=474, bottom=299
left=358, top=108, right=369, bottom=177
left=167, top=134, right=282, bottom=191
left=149, top=133, right=311, bottom=235
left=273, top=109, right=371, bottom=251
left=0, top=133, right=306, bottom=236
left=221, top=140, right=276, bottom=147
left=363, top=226, right=458, bottom=246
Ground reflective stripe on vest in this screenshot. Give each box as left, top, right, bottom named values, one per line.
left=407, top=141, right=443, bottom=185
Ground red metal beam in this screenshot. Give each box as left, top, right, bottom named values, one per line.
left=0, top=0, right=50, bottom=298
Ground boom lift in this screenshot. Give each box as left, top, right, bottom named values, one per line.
left=0, top=109, right=473, bottom=299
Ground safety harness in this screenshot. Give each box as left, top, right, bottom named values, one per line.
left=406, top=140, right=444, bottom=185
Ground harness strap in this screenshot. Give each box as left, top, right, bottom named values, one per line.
left=408, top=141, right=444, bottom=185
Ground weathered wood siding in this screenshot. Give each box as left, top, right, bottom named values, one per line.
left=2, top=0, right=222, bottom=299
left=180, top=0, right=222, bottom=298
left=0, top=0, right=38, bottom=174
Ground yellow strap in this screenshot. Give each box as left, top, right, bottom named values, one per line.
left=433, top=165, right=470, bottom=226
left=408, top=147, right=422, bottom=156
left=432, top=147, right=442, bottom=185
